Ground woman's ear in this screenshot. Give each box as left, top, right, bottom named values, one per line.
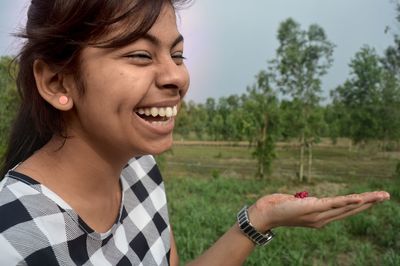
left=33, top=59, right=74, bottom=111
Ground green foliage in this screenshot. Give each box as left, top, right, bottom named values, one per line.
left=161, top=142, right=398, bottom=264
left=173, top=11, right=400, bottom=180
left=174, top=75, right=281, bottom=179
left=164, top=143, right=399, bottom=265
left=155, top=149, right=174, bottom=172
left=271, top=18, right=334, bottom=181
left=242, top=71, right=280, bottom=178
left=383, top=249, right=400, bottom=266
left=272, top=18, right=334, bottom=101
left=344, top=201, right=400, bottom=250
left=0, top=56, right=19, bottom=156
left=211, top=169, right=220, bottom=179
left=331, top=46, right=400, bottom=148
left=395, top=161, right=400, bottom=180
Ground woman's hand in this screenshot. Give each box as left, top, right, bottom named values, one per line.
left=247, top=191, right=390, bottom=232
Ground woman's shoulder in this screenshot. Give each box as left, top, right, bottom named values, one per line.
left=0, top=173, right=69, bottom=265
left=122, top=155, right=164, bottom=186
left=0, top=172, right=67, bottom=233
left=0, top=172, right=41, bottom=211
left=121, top=155, right=168, bottom=216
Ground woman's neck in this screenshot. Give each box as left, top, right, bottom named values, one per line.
left=15, top=134, right=129, bottom=232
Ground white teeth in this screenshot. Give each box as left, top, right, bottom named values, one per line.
left=151, top=120, right=170, bottom=125
left=165, top=107, right=173, bottom=117
left=136, top=105, right=178, bottom=118
left=150, top=107, right=158, bottom=117
left=158, top=108, right=166, bottom=117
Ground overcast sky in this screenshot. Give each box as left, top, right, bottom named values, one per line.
left=0, top=0, right=397, bottom=103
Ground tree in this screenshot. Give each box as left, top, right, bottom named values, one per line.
left=204, top=97, right=216, bottom=139
left=332, top=47, right=393, bottom=147
left=174, top=100, right=193, bottom=139
left=378, top=68, right=400, bottom=149
left=279, top=99, right=302, bottom=140
left=271, top=18, right=334, bottom=181
left=379, top=1, right=400, bottom=148
left=213, top=95, right=239, bottom=140
left=210, top=113, right=224, bottom=140
left=191, top=103, right=208, bottom=140
left=384, top=1, right=400, bottom=79
left=242, top=71, right=280, bottom=178
left=324, top=97, right=352, bottom=148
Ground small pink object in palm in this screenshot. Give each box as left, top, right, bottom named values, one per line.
left=294, top=191, right=309, bottom=198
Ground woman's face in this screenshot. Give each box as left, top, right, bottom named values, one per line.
left=68, top=3, right=189, bottom=160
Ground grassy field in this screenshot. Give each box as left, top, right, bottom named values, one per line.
left=159, top=141, right=400, bottom=266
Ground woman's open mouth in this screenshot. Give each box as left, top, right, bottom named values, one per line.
left=134, top=105, right=178, bottom=125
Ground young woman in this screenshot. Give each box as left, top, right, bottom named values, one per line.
left=0, top=0, right=390, bottom=265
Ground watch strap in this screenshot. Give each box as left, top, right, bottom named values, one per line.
left=237, top=205, right=274, bottom=246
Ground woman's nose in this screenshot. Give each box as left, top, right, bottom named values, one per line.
left=156, top=57, right=190, bottom=93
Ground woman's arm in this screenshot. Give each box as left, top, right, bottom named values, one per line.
left=182, top=191, right=389, bottom=266
left=186, top=222, right=256, bottom=266
left=170, top=227, right=180, bottom=266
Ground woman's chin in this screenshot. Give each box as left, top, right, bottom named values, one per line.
left=136, top=138, right=173, bottom=156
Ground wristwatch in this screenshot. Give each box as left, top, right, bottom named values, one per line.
left=237, top=205, right=275, bottom=246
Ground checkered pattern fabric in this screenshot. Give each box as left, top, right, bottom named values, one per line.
left=0, top=155, right=171, bottom=266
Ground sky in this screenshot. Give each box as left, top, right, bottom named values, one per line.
left=0, top=0, right=397, bottom=103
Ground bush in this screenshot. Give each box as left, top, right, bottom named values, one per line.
left=345, top=201, right=400, bottom=250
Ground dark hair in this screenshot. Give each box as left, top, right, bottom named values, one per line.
left=1, top=0, right=190, bottom=178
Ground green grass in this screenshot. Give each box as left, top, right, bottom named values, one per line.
left=161, top=142, right=400, bottom=265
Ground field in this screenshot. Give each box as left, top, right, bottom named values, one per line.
left=159, top=140, right=400, bottom=265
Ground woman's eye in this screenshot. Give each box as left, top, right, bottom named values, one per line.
left=172, top=52, right=186, bottom=64
left=125, top=52, right=152, bottom=63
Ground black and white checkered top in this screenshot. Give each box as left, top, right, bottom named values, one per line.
left=0, top=155, right=171, bottom=265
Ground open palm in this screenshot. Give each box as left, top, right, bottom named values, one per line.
left=248, top=191, right=390, bottom=231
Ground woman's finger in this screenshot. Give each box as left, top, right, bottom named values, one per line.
left=312, top=201, right=373, bottom=223
left=317, top=203, right=374, bottom=228
left=302, top=191, right=388, bottom=215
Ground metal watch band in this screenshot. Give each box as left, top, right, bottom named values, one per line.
left=237, top=205, right=275, bottom=246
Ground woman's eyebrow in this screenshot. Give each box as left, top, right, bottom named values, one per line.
left=141, top=33, right=184, bottom=48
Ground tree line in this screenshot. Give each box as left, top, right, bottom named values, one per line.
left=1, top=4, right=399, bottom=180
left=175, top=4, right=400, bottom=179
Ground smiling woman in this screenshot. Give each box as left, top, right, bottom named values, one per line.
left=0, top=0, right=391, bottom=266
left=0, top=0, right=189, bottom=265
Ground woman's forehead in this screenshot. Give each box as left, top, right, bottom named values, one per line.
left=93, top=2, right=178, bottom=47
left=85, top=0, right=171, bottom=48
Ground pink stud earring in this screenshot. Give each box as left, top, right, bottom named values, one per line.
left=58, top=95, right=69, bottom=105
